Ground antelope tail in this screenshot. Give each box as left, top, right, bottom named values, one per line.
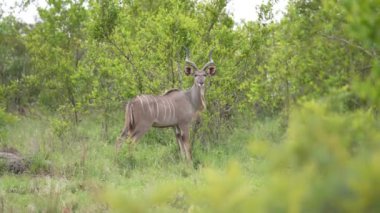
left=127, top=102, right=135, bottom=131
left=120, top=102, right=135, bottom=138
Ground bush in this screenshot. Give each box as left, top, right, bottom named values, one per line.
left=256, top=101, right=380, bottom=212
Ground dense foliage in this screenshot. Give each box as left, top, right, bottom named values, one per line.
left=1, top=0, right=379, bottom=212
left=1, top=0, right=378, bottom=136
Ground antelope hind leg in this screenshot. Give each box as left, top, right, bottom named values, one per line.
left=115, top=127, right=129, bottom=152
left=174, top=126, right=186, bottom=159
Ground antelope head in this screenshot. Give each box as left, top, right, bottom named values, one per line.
left=184, top=49, right=217, bottom=88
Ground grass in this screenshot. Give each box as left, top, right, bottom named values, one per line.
left=2, top=102, right=380, bottom=212
left=0, top=112, right=284, bottom=212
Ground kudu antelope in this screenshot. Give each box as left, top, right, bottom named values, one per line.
left=116, top=49, right=216, bottom=161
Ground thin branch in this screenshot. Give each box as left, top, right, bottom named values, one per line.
left=107, top=38, right=137, bottom=72
left=321, top=34, right=376, bottom=58
left=176, top=51, right=183, bottom=89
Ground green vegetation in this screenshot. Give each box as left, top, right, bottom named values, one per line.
left=1, top=0, right=380, bottom=212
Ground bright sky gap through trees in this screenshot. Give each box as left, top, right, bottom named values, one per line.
left=1, top=0, right=288, bottom=24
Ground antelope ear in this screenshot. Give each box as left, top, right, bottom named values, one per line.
left=184, top=66, right=193, bottom=76
left=206, top=65, right=216, bottom=76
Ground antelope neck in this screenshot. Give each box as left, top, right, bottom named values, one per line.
left=186, top=84, right=205, bottom=111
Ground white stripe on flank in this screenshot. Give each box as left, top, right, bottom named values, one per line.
left=137, top=96, right=144, bottom=110
left=153, top=97, right=159, bottom=120
left=142, top=95, right=153, bottom=117
left=165, top=99, right=172, bottom=121
left=169, top=100, right=175, bottom=121
left=163, top=98, right=167, bottom=121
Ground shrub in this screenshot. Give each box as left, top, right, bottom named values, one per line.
left=256, top=101, right=380, bottom=212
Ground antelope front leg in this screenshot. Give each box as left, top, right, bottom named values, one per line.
left=179, top=125, right=192, bottom=161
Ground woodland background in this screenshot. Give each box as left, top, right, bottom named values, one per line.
left=1, top=0, right=380, bottom=212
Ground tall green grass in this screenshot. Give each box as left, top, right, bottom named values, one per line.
left=0, top=111, right=280, bottom=212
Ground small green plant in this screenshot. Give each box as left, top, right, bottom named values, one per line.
left=0, top=108, right=17, bottom=143
left=115, top=144, right=137, bottom=172
left=0, top=160, right=7, bottom=175
left=51, top=118, right=71, bottom=140
left=29, top=152, right=52, bottom=175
